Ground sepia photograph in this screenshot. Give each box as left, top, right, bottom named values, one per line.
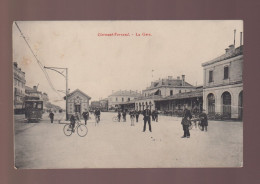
left=13, top=20, right=243, bottom=169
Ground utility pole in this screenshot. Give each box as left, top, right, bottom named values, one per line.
left=44, top=66, right=69, bottom=120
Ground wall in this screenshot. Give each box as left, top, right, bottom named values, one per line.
left=203, top=55, right=243, bottom=87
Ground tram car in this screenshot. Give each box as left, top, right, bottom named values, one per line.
left=24, top=96, right=43, bottom=122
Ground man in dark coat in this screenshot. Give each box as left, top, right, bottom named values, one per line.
left=117, top=111, right=121, bottom=122
left=181, top=105, right=192, bottom=138
left=122, top=110, right=126, bottom=122
left=135, top=110, right=139, bottom=122
left=199, top=110, right=208, bottom=131
left=154, top=108, right=159, bottom=122
left=151, top=110, right=155, bottom=121
left=49, top=111, right=54, bottom=123
left=142, top=107, right=152, bottom=132
left=82, top=109, right=89, bottom=125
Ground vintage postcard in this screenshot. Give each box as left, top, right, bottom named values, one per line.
left=13, top=20, right=243, bottom=169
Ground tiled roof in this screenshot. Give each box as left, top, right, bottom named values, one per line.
left=159, top=89, right=203, bottom=101
left=67, top=89, right=91, bottom=99
left=202, top=45, right=243, bottom=67
left=109, top=90, right=142, bottom=97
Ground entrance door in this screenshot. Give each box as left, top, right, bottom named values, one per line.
left=207, top=93, right=215, bottom=114
left=222, top=92, right=231, bottom=118
left=75, top=105, right=81, bottom=113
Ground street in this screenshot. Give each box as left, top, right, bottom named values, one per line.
left=14, top=112, right=243, bottom=169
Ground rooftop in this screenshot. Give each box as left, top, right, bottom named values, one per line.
left=109, top=90, right=142, bottom=97
left=202, top=45, right=243, bottom=67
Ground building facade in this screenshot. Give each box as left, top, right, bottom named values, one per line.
left=202, top=44, right=243, bottom=119
left=135, top=75, right=196, bottom=111
left=67, top=89, right=91, bottom=117
left=25, top=86, right=42, bottom=99
left=108, top=90, right=142, bottom=110
left=13, top=62, right=26, bottom=113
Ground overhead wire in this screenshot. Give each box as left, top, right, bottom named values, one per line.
left=14, top=22, right=63, bottom=98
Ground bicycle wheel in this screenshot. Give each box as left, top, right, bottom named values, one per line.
left=112, top=117, right=118, bottom=122
left=63, top=124, right=73, bottom=136
left=77, top=125, right=88, bottom=137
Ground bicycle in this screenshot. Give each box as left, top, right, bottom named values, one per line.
left=112, top=116, right=119, bottom=122
left=63, top=120, right=88, bottom=137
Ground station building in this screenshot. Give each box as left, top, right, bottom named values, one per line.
left=67, top=89, right=91, bottom=117
left=202, top=44, right=243, bottom=119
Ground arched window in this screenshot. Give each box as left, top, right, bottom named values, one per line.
left=222, top=92, right=231, bottom=118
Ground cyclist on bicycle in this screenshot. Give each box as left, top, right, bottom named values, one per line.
left=94, top=108, right=101, bottom=122
left=70, top=112, right=80, bottom=132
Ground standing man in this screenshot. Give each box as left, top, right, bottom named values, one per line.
left=135, top=110, right=139, bottom=122
left=199, top=109, right=208, bottom=131
left=117, top=110, right=121, bottom=122
left=122, top=110, right=126, bottom=122
left=151, top=110, right=155, bottom=121
left=154, top=108, right=159, bottom=122
left=130, top=109, right=135, bottom=126
left=142, top=107, right=152, bottom=132
left=181, top=105, right=192, bottom=138
left=82, top=109, right=89, bottom=125
left=49, top=110, right=54, bottom=123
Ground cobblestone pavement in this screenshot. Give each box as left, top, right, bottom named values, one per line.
left=14, top=112, right=243, bottom=169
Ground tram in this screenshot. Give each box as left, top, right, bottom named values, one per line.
left=24, top=96, right=43, bottom=122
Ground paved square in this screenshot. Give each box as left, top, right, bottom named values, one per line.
left=14, top=112, right=243, bottom=168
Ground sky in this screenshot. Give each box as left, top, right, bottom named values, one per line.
left=12, top=21, right=243, bottom=108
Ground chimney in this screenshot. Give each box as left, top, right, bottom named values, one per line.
left=168, top=76, right=173, bottom=80
left=234, top=29, right=236, bottom=48
left=240, top=32, right=243, bottom=46
left=177, top=76, right=180, bottom=80
left=225, top=48, right=230, bottom=53
left=33, top=86, right=37, bottom=91
left=14, top=62, right=18, bottom=68
left=182, top=75, right=185, bottom=86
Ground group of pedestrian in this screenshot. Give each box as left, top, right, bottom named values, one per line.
left=117, top=109, right=142, bottom=123
left=151, top=109, right=159, bottom=122
left=181, top=105, right=208, bottom=138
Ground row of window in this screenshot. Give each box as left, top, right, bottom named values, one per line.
left=209, top=66, right=229, bottom=83
left=14, top=79, right=25, bottom=88
left=144, top=89, right=188, bottom=97
left=114, top=97, right=131, bottom=102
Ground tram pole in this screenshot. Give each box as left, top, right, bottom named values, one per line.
left=66, top=68, right=68, bottom=121
left=43, top=66, right=69, bottom=120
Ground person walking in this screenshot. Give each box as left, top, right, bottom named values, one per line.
left=130, top=109, right=135, bottom=126
left=181, top=105, right=192, bottom=138
left=154, top=108, right=159, bottom=122
left=82, top=109, right=89, bottom=125
left=151, top=110, right=155, bottom=121
left=142, top=107, right=152, bottom=132
left=49, top=111, right=54, bottom=123
left=135, top=110, right=139, bottom=122
left=117, top=111, right=121, bottom=122
left=199, top=109, right=208, bottom=131
left=122, top=110, right=126, bottom=122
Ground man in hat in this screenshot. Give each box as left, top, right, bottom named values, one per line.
left=181, top=105, right=192, bottom=138
left=142, top=106, right=152, bottom=132
left=82, top=109, right=89, bottom=125
left=49, top=110, right=54, bottom=123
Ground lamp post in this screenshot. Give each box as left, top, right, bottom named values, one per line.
left=44, top=66, right=69, bottom=120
